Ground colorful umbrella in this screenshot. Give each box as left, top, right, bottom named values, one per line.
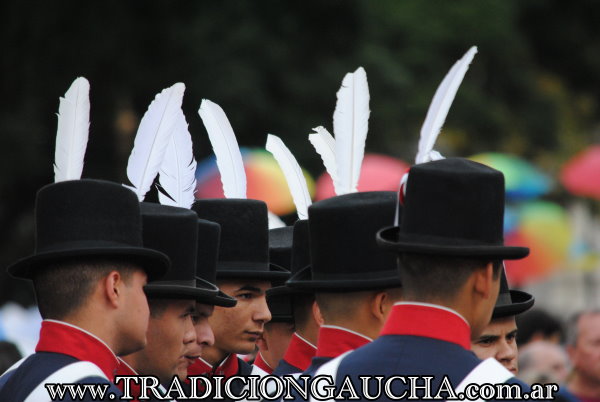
left=195, top=148, right=315, bottom=216
left=561, top=145, right=600, bottom=199
left=470, top=153, right=552, bottom=201
left=315, top=153, right=409, bottom=200
left=504, top=201, right=572, bottom=286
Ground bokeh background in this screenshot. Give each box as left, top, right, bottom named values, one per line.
left=2, top=0, right=600, bottom=341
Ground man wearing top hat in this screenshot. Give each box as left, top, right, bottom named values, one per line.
left=270, top=220, right=320, bottom=376
left=254, top=226, right=297, bottom=374
left=314, top=158, right=533, bottom=401
left=0, top=180, right=169, bottom=401
left=471, top=267, right=534, bottom=374
left=116, top=203, right=237, bottom=400
left=187, top=199, right=289, bottom=390
left=286, top=191, right=403, bottom=376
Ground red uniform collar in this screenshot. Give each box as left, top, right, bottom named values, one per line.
left=115, top=358, right=140, bottom=400
left=253, top=352, right=272, bottom=374
left=188, top=353, right=239, bottom=378
left=36, top=320, right=119, bottom=379
left=380, top=302, right=471, bottom=350
left=282, top=332, right=317, bottom=371
left=316, top=325, right=372, bottom=358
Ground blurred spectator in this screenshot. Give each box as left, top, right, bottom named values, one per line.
left=566, top=310, right=600, bottom=401
left=0, top=341, right=22, bottom=374
left=518, top=340, right=570, bottom=384
left=517, top=309, right=564, bottom=346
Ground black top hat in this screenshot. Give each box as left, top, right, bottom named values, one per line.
left=377, top=158, right=529, bottom=260
left=8, top=180, right=169, bottom=281
left=268, top=220, right=311, bottom=297
left=269, top=227, right=293, bottom=272
left=287, top=192, right=402, bottom=291
left=267, top=291, right=294, bottom=323
left=266, top=227, right=294, bottom=321
left=140, top=203, right=224, bottom=305
left=191, top=199, right=289, bottom=281
left=194, top=218, right=237, bottom=307
left=493, top=266, right=534, bottom=319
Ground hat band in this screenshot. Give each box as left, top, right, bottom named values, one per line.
left=147, top=279, right=197, bottom=287
left=395, top=232, right=504, bottom=247
left=36, top=239, right=142, bottom=253
left=313, top=267, right=400, bottom=281
left=217, top=261, right=270, bottom=271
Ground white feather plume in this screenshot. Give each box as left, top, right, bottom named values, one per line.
left=333, top=66, right=370, bottom=194
left=198, top=99, right=246, bottom=199
left=266, top=134, right=311, bottom=220
left=157, top=110, right=197, bottom=209
left=309, top=126, right=341, bottom=194
left=268, top=211, right=286, bottom=229
left=54, top=77, right=90, bottom=182
left=126, top=83, right=185, bottom=201
left=416, top=46, right=478, bottom=164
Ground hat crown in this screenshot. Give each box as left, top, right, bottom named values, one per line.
left=36, top=180, right=145, bottom=252
left=140, top=203, right=198, bottom=283
left=309, top=192, right=398, bottom=281
left=191, top=199, right=290, bottom=281
left=402, top=158, right=505, bottom=245
left=195, top=218, right=221, bottom=284
left=291, top=219, right=310, bottom=273
left=269, top=226, right=293, bottom=275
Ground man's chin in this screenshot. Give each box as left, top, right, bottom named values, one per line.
left=233, top=341, right=258, bottom=356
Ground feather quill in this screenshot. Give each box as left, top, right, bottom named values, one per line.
left=416, top=46, right=477, bottom=164
left=198, top=99, right=246, bottom=199
left=333, top=66, right=370, bottom=194
left=266, top=134, right=311, bottom=220
left=126, top=82, right=185, bottom=201
left=157, top=110, right=197, bottom=209
left=54, top=77, right=90, bottom=182
left=309, top=126, right=341, bottom=194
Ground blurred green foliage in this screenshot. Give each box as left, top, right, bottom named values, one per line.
left=1, top=0, right=599, bottom=304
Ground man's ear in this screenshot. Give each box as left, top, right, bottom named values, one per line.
left=473, top=262, right=494, bottom=299
left=371, top=292, right=388, bottom=322
left=103, top=271, right=123, bottom=309
left=312, top=301, right=324, bottom=326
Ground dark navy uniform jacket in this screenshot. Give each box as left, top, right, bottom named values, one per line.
left=0, top=320, right=122, bottom=402
left=329, top=303, right=531, bottom=402
left=272, top=332, right=317, bottom=376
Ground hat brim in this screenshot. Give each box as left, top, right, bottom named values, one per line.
left=377, top=227, right=530, bottom=260
left=216, top=263, right=291, bottom=282
left=286, top=265, right=402, bottom=291
left=145, top=277, right=217, bottom=302
left=492, top=290, right=535, bottom=319
left=194, top=277, right=238, bottom=308
left=7, top=246, right=170, bottom=282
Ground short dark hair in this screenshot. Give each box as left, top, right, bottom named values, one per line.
left=292, top=293, right=315, bottom=330
left=33, top=258, right=138, bottom=320
left=148, top=298, right=171, bottom=318
left=398, top=254, right=501, bottom=301
left=315, top=287, right=402, bottom=322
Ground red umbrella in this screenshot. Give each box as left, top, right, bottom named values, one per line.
left=315, top=153, right=409, bottom=200
left=561, top=145, right=600, bottom=199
